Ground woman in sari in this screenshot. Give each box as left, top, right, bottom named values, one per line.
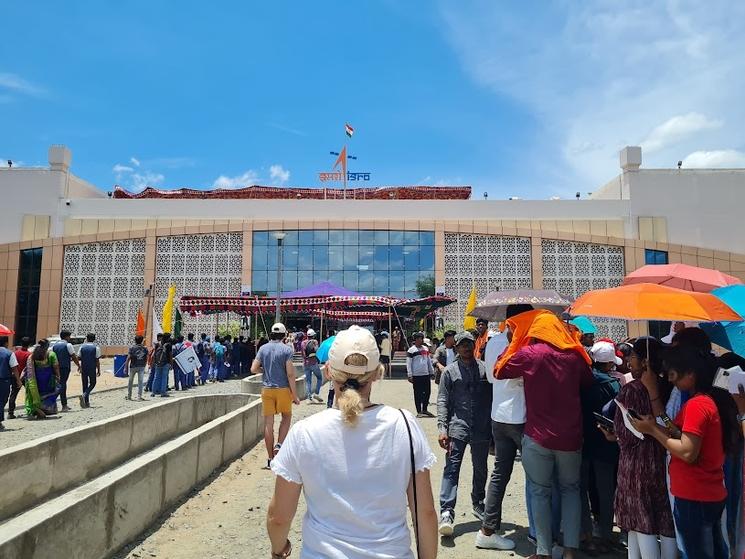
left=25, top=339, right=61, bottom=418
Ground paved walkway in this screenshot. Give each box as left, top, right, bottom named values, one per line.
left=111, top=377, right=621, bottom=558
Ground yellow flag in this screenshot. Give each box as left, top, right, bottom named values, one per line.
left=162, top=285, right=176, bottom=333
left=463, top=284, right=477, bottom=330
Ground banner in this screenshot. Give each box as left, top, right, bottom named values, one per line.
left=174, top=346, right=200, bottom=374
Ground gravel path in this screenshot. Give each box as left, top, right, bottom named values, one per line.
left=113, top=378, right=624, bottom=559
left=0, top=374, right=242, bottom=450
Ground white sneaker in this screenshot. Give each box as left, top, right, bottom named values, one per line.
left=438, top=511, right=454, bottom=536
left=313, top=394, right=323, bottom=402
left=475, top=530, right=515, bottom=550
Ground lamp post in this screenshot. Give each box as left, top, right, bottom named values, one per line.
left=273, top=232, right=287, bottom=324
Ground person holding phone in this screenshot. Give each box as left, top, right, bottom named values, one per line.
left=606, top=337, right=676, bottom=559
left=580, top=341, right=622, bottom=554
left=631, top=345, right=742, bottom=559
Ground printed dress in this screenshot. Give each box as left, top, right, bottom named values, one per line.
left=613, top=379, right=675, bottom=537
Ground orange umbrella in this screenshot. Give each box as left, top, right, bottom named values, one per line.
left=623, top=263, right=742, bottom=293
left=0, top=324, right=14, bottom=336
left=568, top=283, right=742, bottom=322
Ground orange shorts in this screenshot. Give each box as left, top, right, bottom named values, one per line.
left=261, top=387, right=293, bottom=416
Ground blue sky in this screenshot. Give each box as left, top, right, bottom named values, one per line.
left=2, top=1, right=745, bottom=199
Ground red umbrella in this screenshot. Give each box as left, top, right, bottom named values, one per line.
left=0, top=324, right=14, bottom=336
left=622, top=263, right=743, bottom=293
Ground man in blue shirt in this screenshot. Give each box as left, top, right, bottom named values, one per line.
left=77, top=333, right=101, bottom=408
left=0, top=336, right=21, bottom=430
left=52, top=330, right=80, bottom=412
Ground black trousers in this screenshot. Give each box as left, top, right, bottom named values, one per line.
left=59, top=367, right=71, bottom=407
left=8, top=377, right=22, bottom=414
left=411, top=375, right=431, bottom=413
left=0, top=378, right=11, bottom=421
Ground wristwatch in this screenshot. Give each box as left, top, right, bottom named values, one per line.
left=271, top=540, right=292, bottom=559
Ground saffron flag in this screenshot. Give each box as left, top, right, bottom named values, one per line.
left=345, top=123, right=354, bottom=138
left=463, top=284, right=478, bottom=331
left=162, top=285, right=176, bottom=333
left=135, top=309, right=146, bottom=337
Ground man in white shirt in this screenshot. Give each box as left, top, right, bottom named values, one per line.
left=475, top=304, right=533, bottom=550
left=406, top=331, right=434, bottom=417
left=432, top=330, right=457, bottom=384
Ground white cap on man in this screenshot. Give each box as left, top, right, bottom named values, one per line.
left=271, top=322, right=287, bottom=334
left=328, top=325, right=380, bottom=376
left=307, top=328, right=316, bottom=338
left=590, top=341, right=622, bottom=366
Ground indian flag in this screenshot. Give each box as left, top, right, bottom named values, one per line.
left=345, top=123, right=354, bottom=138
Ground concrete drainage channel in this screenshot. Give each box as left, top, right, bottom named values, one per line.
left=0, top=378, right=306, bottom=559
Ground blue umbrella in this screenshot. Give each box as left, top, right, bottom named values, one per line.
left=701, top=285, right=745, bottom=356
left=316, top=335, right=336, bottom=364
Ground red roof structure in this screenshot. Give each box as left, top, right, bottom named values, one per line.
left=113, top=185, right=471, bottom=200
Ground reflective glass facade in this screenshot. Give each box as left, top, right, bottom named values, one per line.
left=251, top=230, right=435, bottom=298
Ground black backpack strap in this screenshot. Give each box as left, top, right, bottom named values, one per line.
left=399, top=409, right=420, bottom=559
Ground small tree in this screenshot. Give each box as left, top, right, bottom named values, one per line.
left=218, top=320, right=241, bottom=339
left=415, top=274, right=435, bottom=298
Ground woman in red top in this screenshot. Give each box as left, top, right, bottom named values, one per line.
left=633, top=346, right=742, bottom=559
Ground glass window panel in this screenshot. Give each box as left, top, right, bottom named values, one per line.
left=313, top=229, right=329, bottom=244
left=297, top=246, right=313, bottom=270
left=267, top=245, right=278, bottom=269
left=282, top=270, right=297, bottom=292
left=344, top=246, right=358, bottom=270
left=358, top=272, right=374, bottom=292
left=313, top=246, right=329, bottom=268
left=328, top=247, right=343, bottom=270
left=373, top=273, right=389, bottom=292
left=359, top=230, right=375, bottom=245
left=389, top=246, right=404, bottom=270
left=282, top=230, right=298, bottom=245
left=419, top=246, right=435, bottom=271
left=328, top=271, right=344, bottom=286
left=344, top=230, right=358, bottom=245
left=389, top=230, right=404, bottom=244
left=328, top=230, right=344, bottom=245
left=419, top=231, right=434, bottom=246
left=403, top=245, right=419, bottom=269
left=267, top=270, right=278, bottom=293
left=374, top=246, right=388, bottom=270
left=374, top=230, right=388, bottom=245
left=405, top=271, right=419, bottom=292
left=313, top=270, right=329, bottom=284
left=283, top=246, right=299, bottom=269
left=389, top=271, right=404, bottom=292
left=404, top=231, right=419, bottom=245
left=252, top=245, right=268, bottom=270
left=359, top=246, right=374, bottom=268
left=253, top=231, right=269, bottom=245
left=252, top=270, right=268, bottom=292
left=298, top=270, right=313, bottom=289
left=343, top=271, right=359, bottom=290
left=298, top=230, right=314, bottom=245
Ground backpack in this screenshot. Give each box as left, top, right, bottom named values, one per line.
left=304, top=340, right=318, bottom=358
left=153, top=343, right=170, bottom=366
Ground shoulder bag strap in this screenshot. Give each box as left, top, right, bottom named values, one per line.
left=399, top=409, right=420, bottom=559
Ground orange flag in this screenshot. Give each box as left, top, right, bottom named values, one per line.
left=136, top=309, right=146, bottom=337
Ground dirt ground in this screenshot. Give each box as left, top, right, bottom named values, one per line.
left=114, top=378, right=623, bottom=559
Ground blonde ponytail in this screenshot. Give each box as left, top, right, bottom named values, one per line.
left=329, top=353, right=382, bottom=427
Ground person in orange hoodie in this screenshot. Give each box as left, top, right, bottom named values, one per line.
left=494, top=310, right=593, bottom=559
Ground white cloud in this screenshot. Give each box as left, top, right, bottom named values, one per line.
left=438, top=1, right=745, bottom=192
left=641, top=113, right=721, bottom=153
left=113, top=158, right=164, bottom=192
left=213, top=170, right=261, bottom=189
left=682, top=149, right=745, bottom=168
left=113, top=163, right=134, bottom=174
left=130, top=157, right=141, bottom=167
left=269, top=164, right=290, bottom=184
left=129, top=171, right=164, bottom=191
left=0, top=72, right=44, bottom=96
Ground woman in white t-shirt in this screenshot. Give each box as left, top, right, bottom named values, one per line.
left=267, top=325, right=439, bottom=559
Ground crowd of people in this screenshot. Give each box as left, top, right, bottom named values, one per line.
left=262, top=311, right=745, bottom=559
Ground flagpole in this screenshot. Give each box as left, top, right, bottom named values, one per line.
left=143, top=283, right=154, bottom=347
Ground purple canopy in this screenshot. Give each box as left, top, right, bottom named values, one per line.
left=282, top=281, right=364, bottom=298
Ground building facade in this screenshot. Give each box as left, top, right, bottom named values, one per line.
left=1, top=145, right=745, bottom=353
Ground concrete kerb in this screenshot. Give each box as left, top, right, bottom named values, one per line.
left=0, top=394, right=253, bottom=524
left=0, top=397, right=264, bottom=559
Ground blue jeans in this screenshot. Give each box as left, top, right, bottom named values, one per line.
left=304, top=365, right=322, bottom=397
left=439, top=437, right=490, bottom=514
left=152, top=365, right=170, bottom=395
left=674, top=497, right=728, bottom=559
left=522, top=435, right=581, bottom=555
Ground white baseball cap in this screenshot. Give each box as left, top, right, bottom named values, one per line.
left=271, top=322, right=287, bottom=334
left=328, top=325, right=380, bottom=376
left=307, top=328, right=316, bottom=337
left=590, top=341, right=623, bottom=366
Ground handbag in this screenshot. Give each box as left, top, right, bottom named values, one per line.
left=399, top=409, right=420, bottom=559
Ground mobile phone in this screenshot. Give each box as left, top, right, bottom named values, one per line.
left=626, top=408, right=641, bottom=420
left=593, top=412, right=615, bottom=432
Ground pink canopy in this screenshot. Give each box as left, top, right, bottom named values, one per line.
left=623, top=263, right=743, bottom=293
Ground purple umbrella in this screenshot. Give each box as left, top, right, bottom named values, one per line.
left=470, top=289, right=573, bottom=321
